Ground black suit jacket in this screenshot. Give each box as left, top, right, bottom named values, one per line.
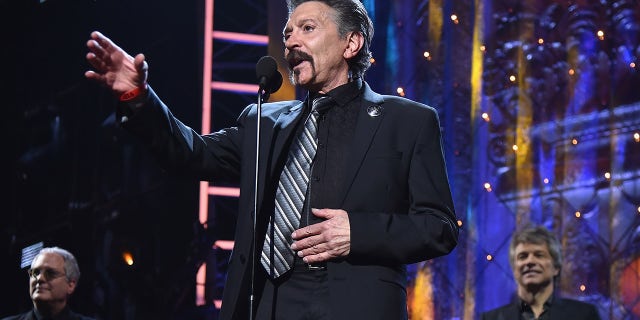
left=481, top=297, right=601, bottom=320
left=1, top=308, right=95, bottom=320
left=123, top=82, right=459, bottom=320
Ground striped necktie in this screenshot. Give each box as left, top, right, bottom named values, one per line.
left=261, top=96, right=332, bottom=278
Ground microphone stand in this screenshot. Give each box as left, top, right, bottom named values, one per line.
left=249, top=86, right=269, bottom=320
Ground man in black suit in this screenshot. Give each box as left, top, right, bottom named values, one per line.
left=84, top=0, right=459, bottom=319
left=481, top=226, right=601, bottom=320
left=1, top=247, right=95, bottom=320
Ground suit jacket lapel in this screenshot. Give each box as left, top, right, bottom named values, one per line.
left=268, top=101, right=306, bottom=179
left=505, top=302, right=521, bottom=320
left=340, top=83, right=384, bottom=205
left=250, top=101, right=304, bottom=215
left=549, top=298, right=570, bottom=320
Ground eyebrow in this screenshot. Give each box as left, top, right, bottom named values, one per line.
left=517, top=250, right=548, bottom=256
left=283, top=18, right=317, bottom=35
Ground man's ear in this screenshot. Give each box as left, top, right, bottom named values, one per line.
left=66, top=279, right=77, bottom=295
left=553, top=266, right=560, bottom=277
left=343, top=31, right=364, bottom=59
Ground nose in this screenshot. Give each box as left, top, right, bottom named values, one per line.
left=523, top=255, right=538, bottom=265
left=284, top=33, right=299, bottom=51
left=32, top=273, right=45, bottom=282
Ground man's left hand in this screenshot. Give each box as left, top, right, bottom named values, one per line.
left=291, top=208, right=350, bottom=263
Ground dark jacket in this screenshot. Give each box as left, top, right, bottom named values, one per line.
left=481, top=297, right=601, bottom=320
left=1, top=307, right=95, bottom=320
left=123, top=82, right=459, bottom=320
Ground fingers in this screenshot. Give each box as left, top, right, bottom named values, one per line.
left=290, top=208, right=340, bottom=239
left=87, top=32, right=113, bottom=60
left=85, top=31, right=127, bottom=69
left=292, top=239, right=349, bottom=263
left=86, top=41, right=103, bottom=62
left=290, top=229, right=327, bottom=262
left=290, top=230, right=341, bottom=262
left=90, top=31, right=118, bottom=54
left=84, top=31, right=148, bottom=92
left=300, top=251, right=332, bottom=264
left=291, top=225, right=314, bottom=240
left=291, top=234, right=323, bottom=252
left=85, top=51, right=105, bottom=73
left=84, top=70, right=103, bottom=82
left=311, top=208, right=327, bottom=218
left=291, top=208, right=350, bottom=257
left=134, top=53, right=148, bottom=75
left=293, top=237, right=328, bottom=264
left=86, top=38, right=111, bottom=75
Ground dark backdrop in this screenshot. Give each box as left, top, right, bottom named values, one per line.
left=1, top=0, right=204, bottom=318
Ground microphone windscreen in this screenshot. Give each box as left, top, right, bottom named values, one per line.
left=270, top=69, right=283, bottom=94
left=256, top=56, right=282, bottom=93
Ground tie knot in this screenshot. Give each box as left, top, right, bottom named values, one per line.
left=311, top=95, right=334, bottom=114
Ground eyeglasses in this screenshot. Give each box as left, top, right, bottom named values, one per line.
left=27, top=268, right=67, bottom=281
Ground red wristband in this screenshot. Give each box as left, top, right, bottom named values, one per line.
left=119, top=86, right=146, bottom=102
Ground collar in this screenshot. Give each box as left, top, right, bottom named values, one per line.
left=308, top=78, right=363, bottom=108
left=519, top=294, right=554, bottom=312
left=34, top=306, right=72, bottom=320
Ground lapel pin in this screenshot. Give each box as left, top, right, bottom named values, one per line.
left=367, top=105, right=382, bottom=117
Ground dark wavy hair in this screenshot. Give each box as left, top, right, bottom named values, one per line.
left=287, top=0, right=374, bottom=78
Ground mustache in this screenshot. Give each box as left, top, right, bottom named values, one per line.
left=286, top=50, right=314, bottom=67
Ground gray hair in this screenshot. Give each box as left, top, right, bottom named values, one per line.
left=508, top=225, right=562, bottom=273
left=287, top=0, right=374, bottom=78
left=33, top=247, right=81, bottom=283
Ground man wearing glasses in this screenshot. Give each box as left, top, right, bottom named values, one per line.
left=1, top=247, right=95, bottom=320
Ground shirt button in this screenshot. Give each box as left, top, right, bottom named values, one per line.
left=313, top=176, right=320, bottom=181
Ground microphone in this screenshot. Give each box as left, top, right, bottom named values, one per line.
left=256, top=56, right=283, bottom=95
left=250, top=55, right=283, bottom=318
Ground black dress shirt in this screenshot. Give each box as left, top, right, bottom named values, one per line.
left=303, top=78, right=363, bottom=227
left=292, top=78, right=363, bottom=270
left=269, top=79, right=363, bottom=319
left=521, top=296, right=552, bottom=320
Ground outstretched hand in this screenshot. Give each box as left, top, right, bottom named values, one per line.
left=291, top=208, right=351, bottom=264
left=85, top=31, right=148, bottom=96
